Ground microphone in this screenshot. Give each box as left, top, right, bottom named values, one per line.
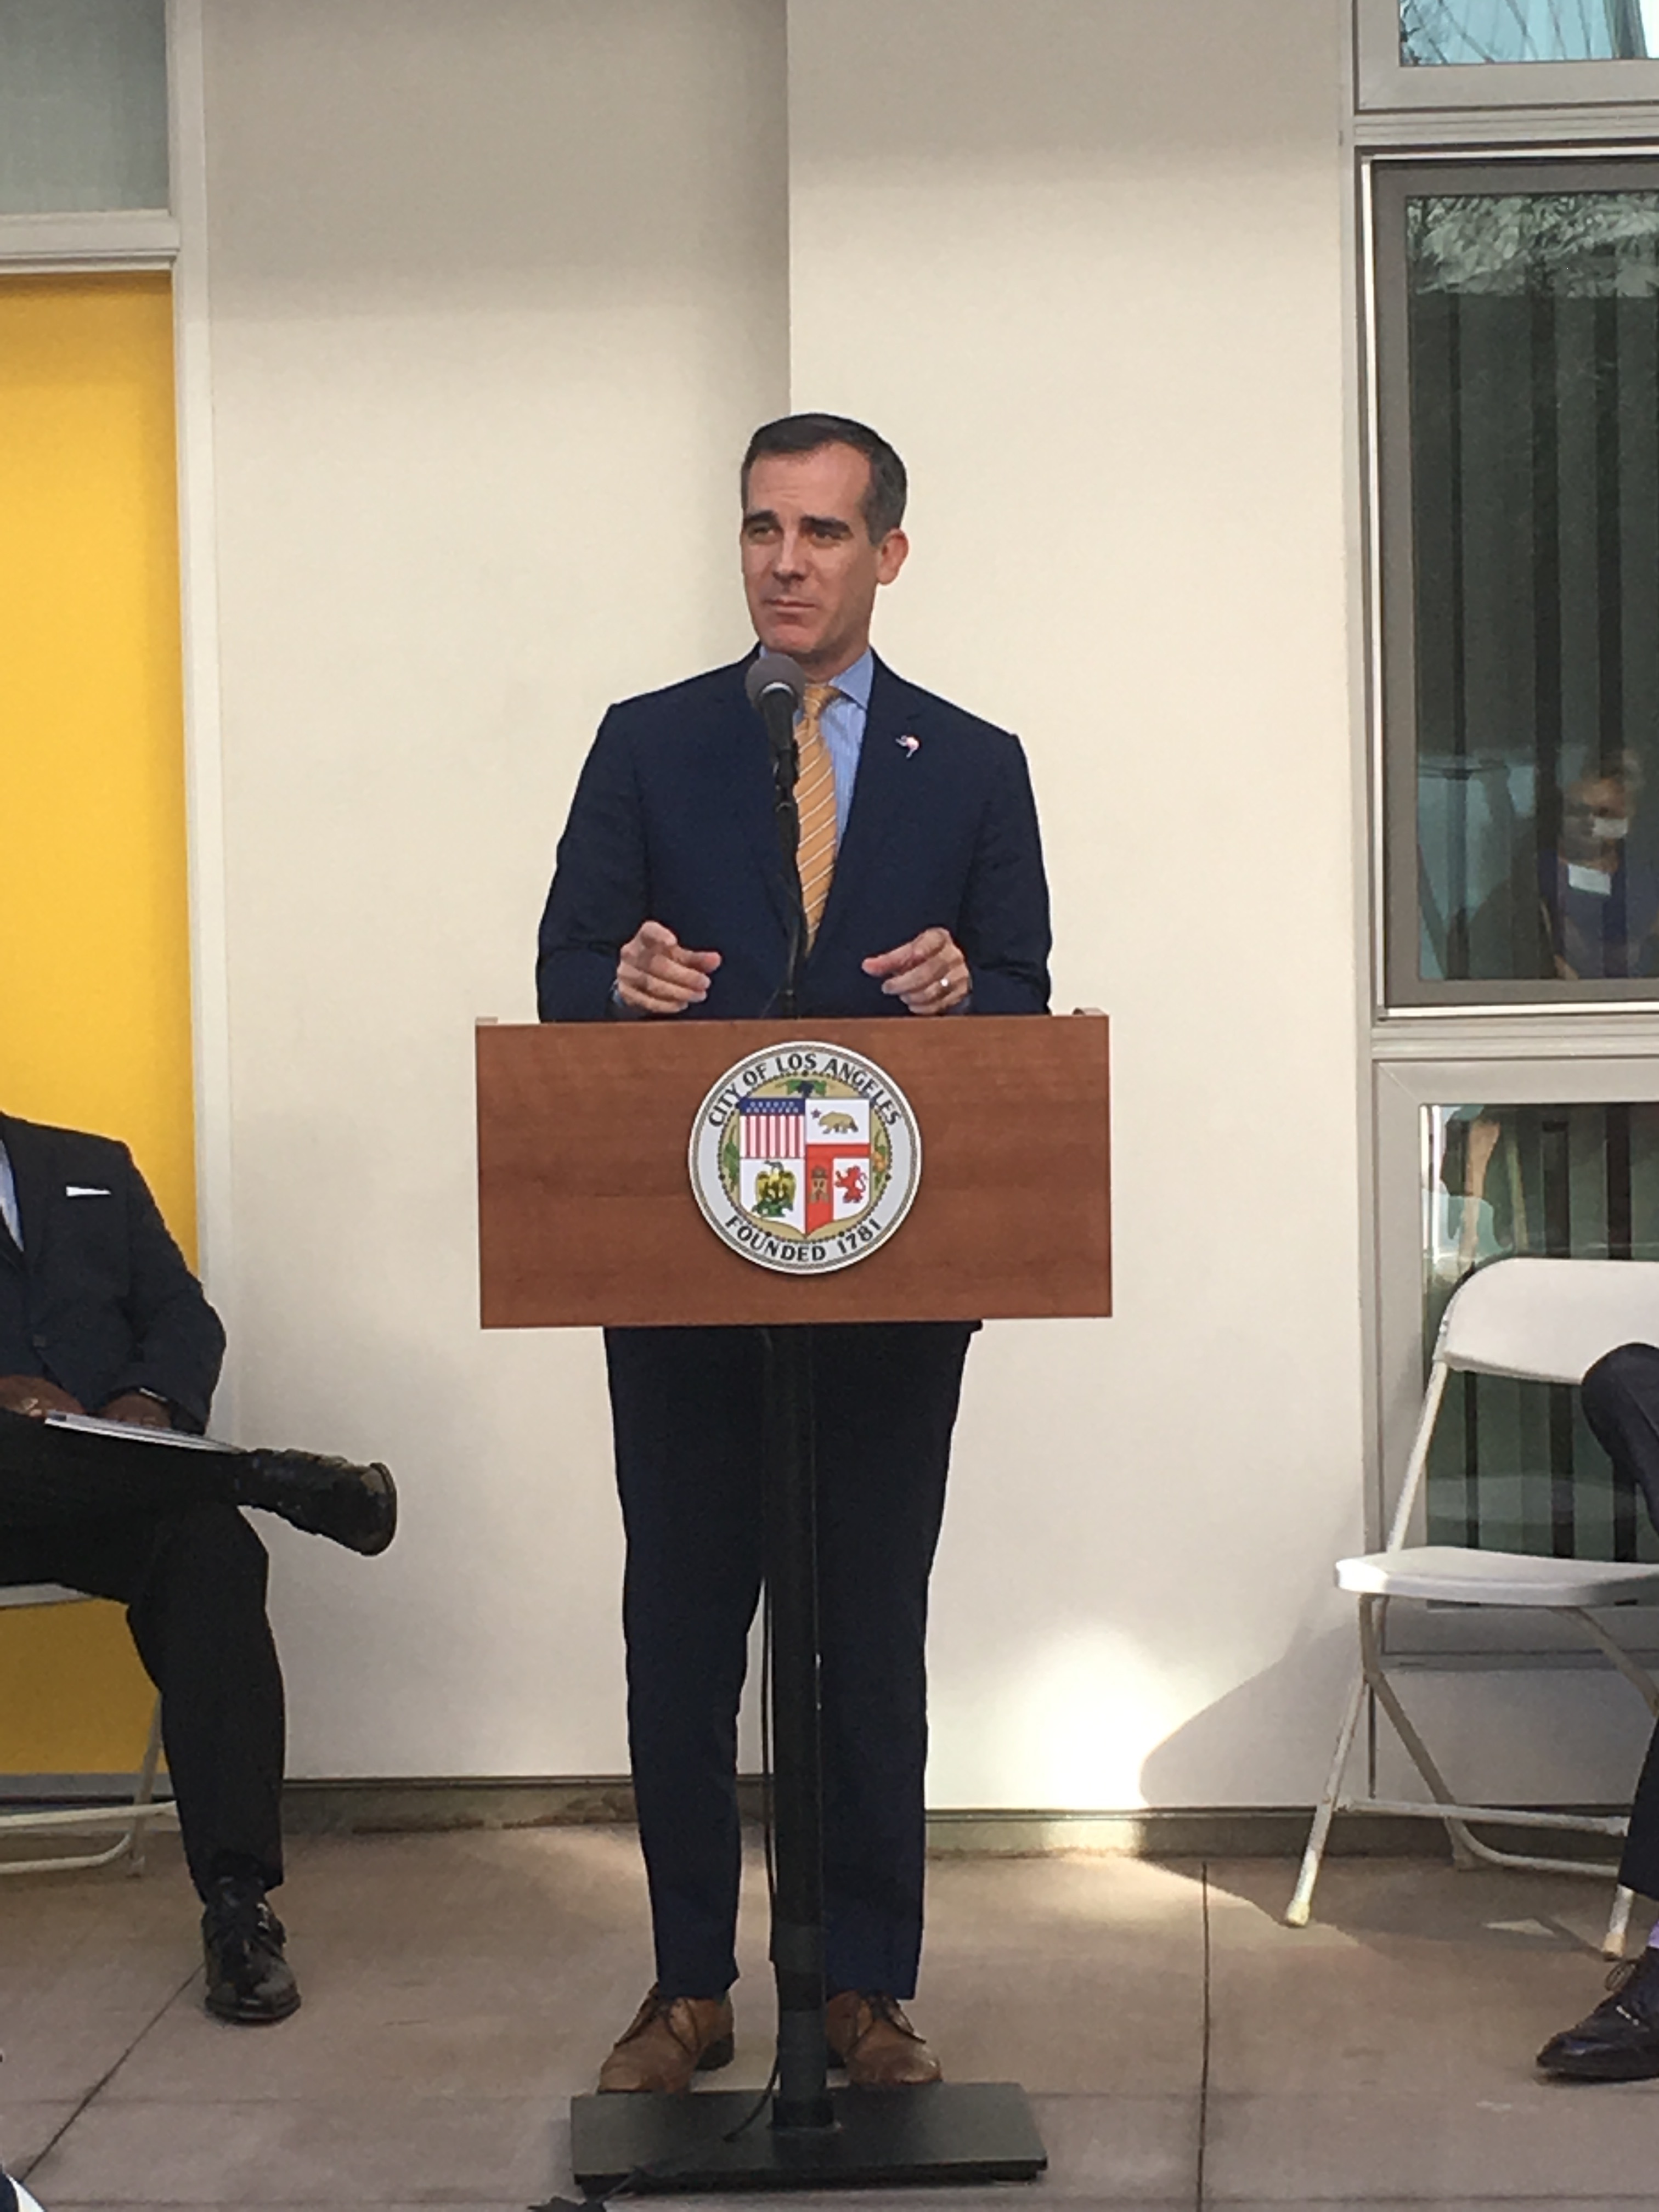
left=746, top=651, right=806, bottom=763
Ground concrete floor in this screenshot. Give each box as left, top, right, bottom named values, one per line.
left=0, top=1827, right=1654, bottom=2210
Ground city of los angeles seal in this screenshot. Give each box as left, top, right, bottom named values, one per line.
left=689, top=1041, right=922, bottom=1274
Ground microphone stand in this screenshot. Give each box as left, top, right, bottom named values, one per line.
left=760, top=687, right=833, bottom=2129
left=766, top=699, right=809, bottom=1022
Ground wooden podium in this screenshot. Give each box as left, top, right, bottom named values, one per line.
left=477, top=1013, right=1109, bottom=2193
left=478, top=1015, right=1110, bottom=1329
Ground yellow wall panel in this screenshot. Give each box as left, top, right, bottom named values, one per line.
left=0, top=1602, right=155, bottom=1775
left=0, top=273, right=194, bottom=1774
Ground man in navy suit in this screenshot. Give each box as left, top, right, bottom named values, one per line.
left=537, top=414, right=1050, bottom=2093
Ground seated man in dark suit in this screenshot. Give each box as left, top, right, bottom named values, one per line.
left=1539, top=1342, right=1659, bottom=2078
left=0, top=1108, right=396, bottom=2024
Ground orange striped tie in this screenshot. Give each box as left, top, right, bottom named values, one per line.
left=795, top=682, right=839, bottom=947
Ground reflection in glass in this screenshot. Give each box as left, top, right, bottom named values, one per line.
left=1402, top=0, right=1658, bottom=64
left=0, top=0, right=168, bottom=215
left=1424, top=1103, right=1659, bottom=1558
left=1409, top=190, right=1659, bottom=987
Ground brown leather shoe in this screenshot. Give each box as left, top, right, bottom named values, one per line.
left=597, top=1987, right=735, bottom=2094
left=825, top=1991, right=943, bottom=2088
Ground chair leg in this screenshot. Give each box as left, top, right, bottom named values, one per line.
left=126, top=1696, right=163, bottom=1878
left=1604, top=1883, right=1638, bottom=1961
left=1286, top=1664, right=1367, bottom=1928
left=1568, top=1609, right=1659, bottom=1721
left=1357, top=1595, right=1481, bottom=1871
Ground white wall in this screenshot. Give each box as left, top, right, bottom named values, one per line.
left=202, top=0, right=788, bottom=1776
left=787, top=0, right=1371, bottom=1806
left=195, top=0, right=1655, bottom=1807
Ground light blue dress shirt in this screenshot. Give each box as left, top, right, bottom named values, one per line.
left=815, top=646, right=873, bottom=842
left=0, top=1138, right=19, bottom=1249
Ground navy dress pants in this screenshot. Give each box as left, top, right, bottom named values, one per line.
left=0, top=1504, right=285, bottom=1900
left=1581, top=1342, right=1659, bottom=1900
left=605, top=1319, right=974, bottom=2001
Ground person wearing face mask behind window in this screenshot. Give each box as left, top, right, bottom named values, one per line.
left=1541, top=761, right=1659, bottom=981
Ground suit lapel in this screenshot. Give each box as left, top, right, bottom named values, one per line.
left=810, top=655, right=918, bottom=962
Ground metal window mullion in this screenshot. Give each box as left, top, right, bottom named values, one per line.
left=1594, top=287, right=1627, bottom=780
left=1448, top=289, right=1474, bottom=978
left=1374, top=162, right=1432, bottom=1005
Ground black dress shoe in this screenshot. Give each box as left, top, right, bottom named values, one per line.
left=201, top=1876, right=302, bottom=2024
left=233, top=1447, right=397, bottom=1556
left=1537, top=1949, right=1659, bottom=2080
left=1, top=2165, right=45, bottom=2212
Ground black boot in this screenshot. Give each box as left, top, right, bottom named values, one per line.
left=201, top=1875, right=301, bottom=2025
left=233, top=1447, right=397, bottom=1556
left=1537, top=1949, right=1659, bottom=2080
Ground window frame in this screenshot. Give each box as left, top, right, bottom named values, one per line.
left=1356, top=16, right=1659, bottom=1672
left=0, top=0, right=172, bottom=221
left=1358, top=0, right=1659, bottom=110
left=1375, top=1049, right=1659, bottom=1654
left=1372, top=151, right=1659, bottom=1013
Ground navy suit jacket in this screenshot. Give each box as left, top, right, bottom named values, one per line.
left=0, top=1114, right=225, bottom=1431
left=537, top=654, right=1051, bottom=1022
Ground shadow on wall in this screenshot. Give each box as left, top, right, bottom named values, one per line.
left=1138, top=1643, right=1624, bottom=1960
left=1137, top=1623, right=1356, bottom=1810
left=1139, top=1622, right=1654, bottom=1965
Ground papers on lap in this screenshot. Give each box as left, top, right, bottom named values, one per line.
left=43, top=1412, right=233, bottom=1454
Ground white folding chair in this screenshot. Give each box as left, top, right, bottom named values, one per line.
left=1288, top=1255, right=1659, bottom=1953
left=0, top=1585, right=172, bottom=1876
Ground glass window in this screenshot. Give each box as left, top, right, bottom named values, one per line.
left=0, top=0, right=168, bottom=216
left=1378, top=165, right=1659, bottom=1004
left=1402, top=1, right=1659, bottom=65
left=1424, top=1100, right=1659, bottom=1557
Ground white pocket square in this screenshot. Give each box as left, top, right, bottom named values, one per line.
left=65, top=1186, right=111, bottom=1198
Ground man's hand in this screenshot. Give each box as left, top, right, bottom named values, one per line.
left=617, top=921, right=722, bottom=1015
left=0, top=1376, right=84, bottom=1420
left=100, top=1392, right=173, bottom=1430
left=862, top=928, right=970, bottom=1015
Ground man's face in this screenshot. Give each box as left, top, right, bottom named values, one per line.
left=740, top=443, right=908, bottom=679
left=1562, top=773, right=1636, bottom=860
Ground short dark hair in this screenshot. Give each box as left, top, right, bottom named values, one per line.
left=741, top=413, right=907, bottom=542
